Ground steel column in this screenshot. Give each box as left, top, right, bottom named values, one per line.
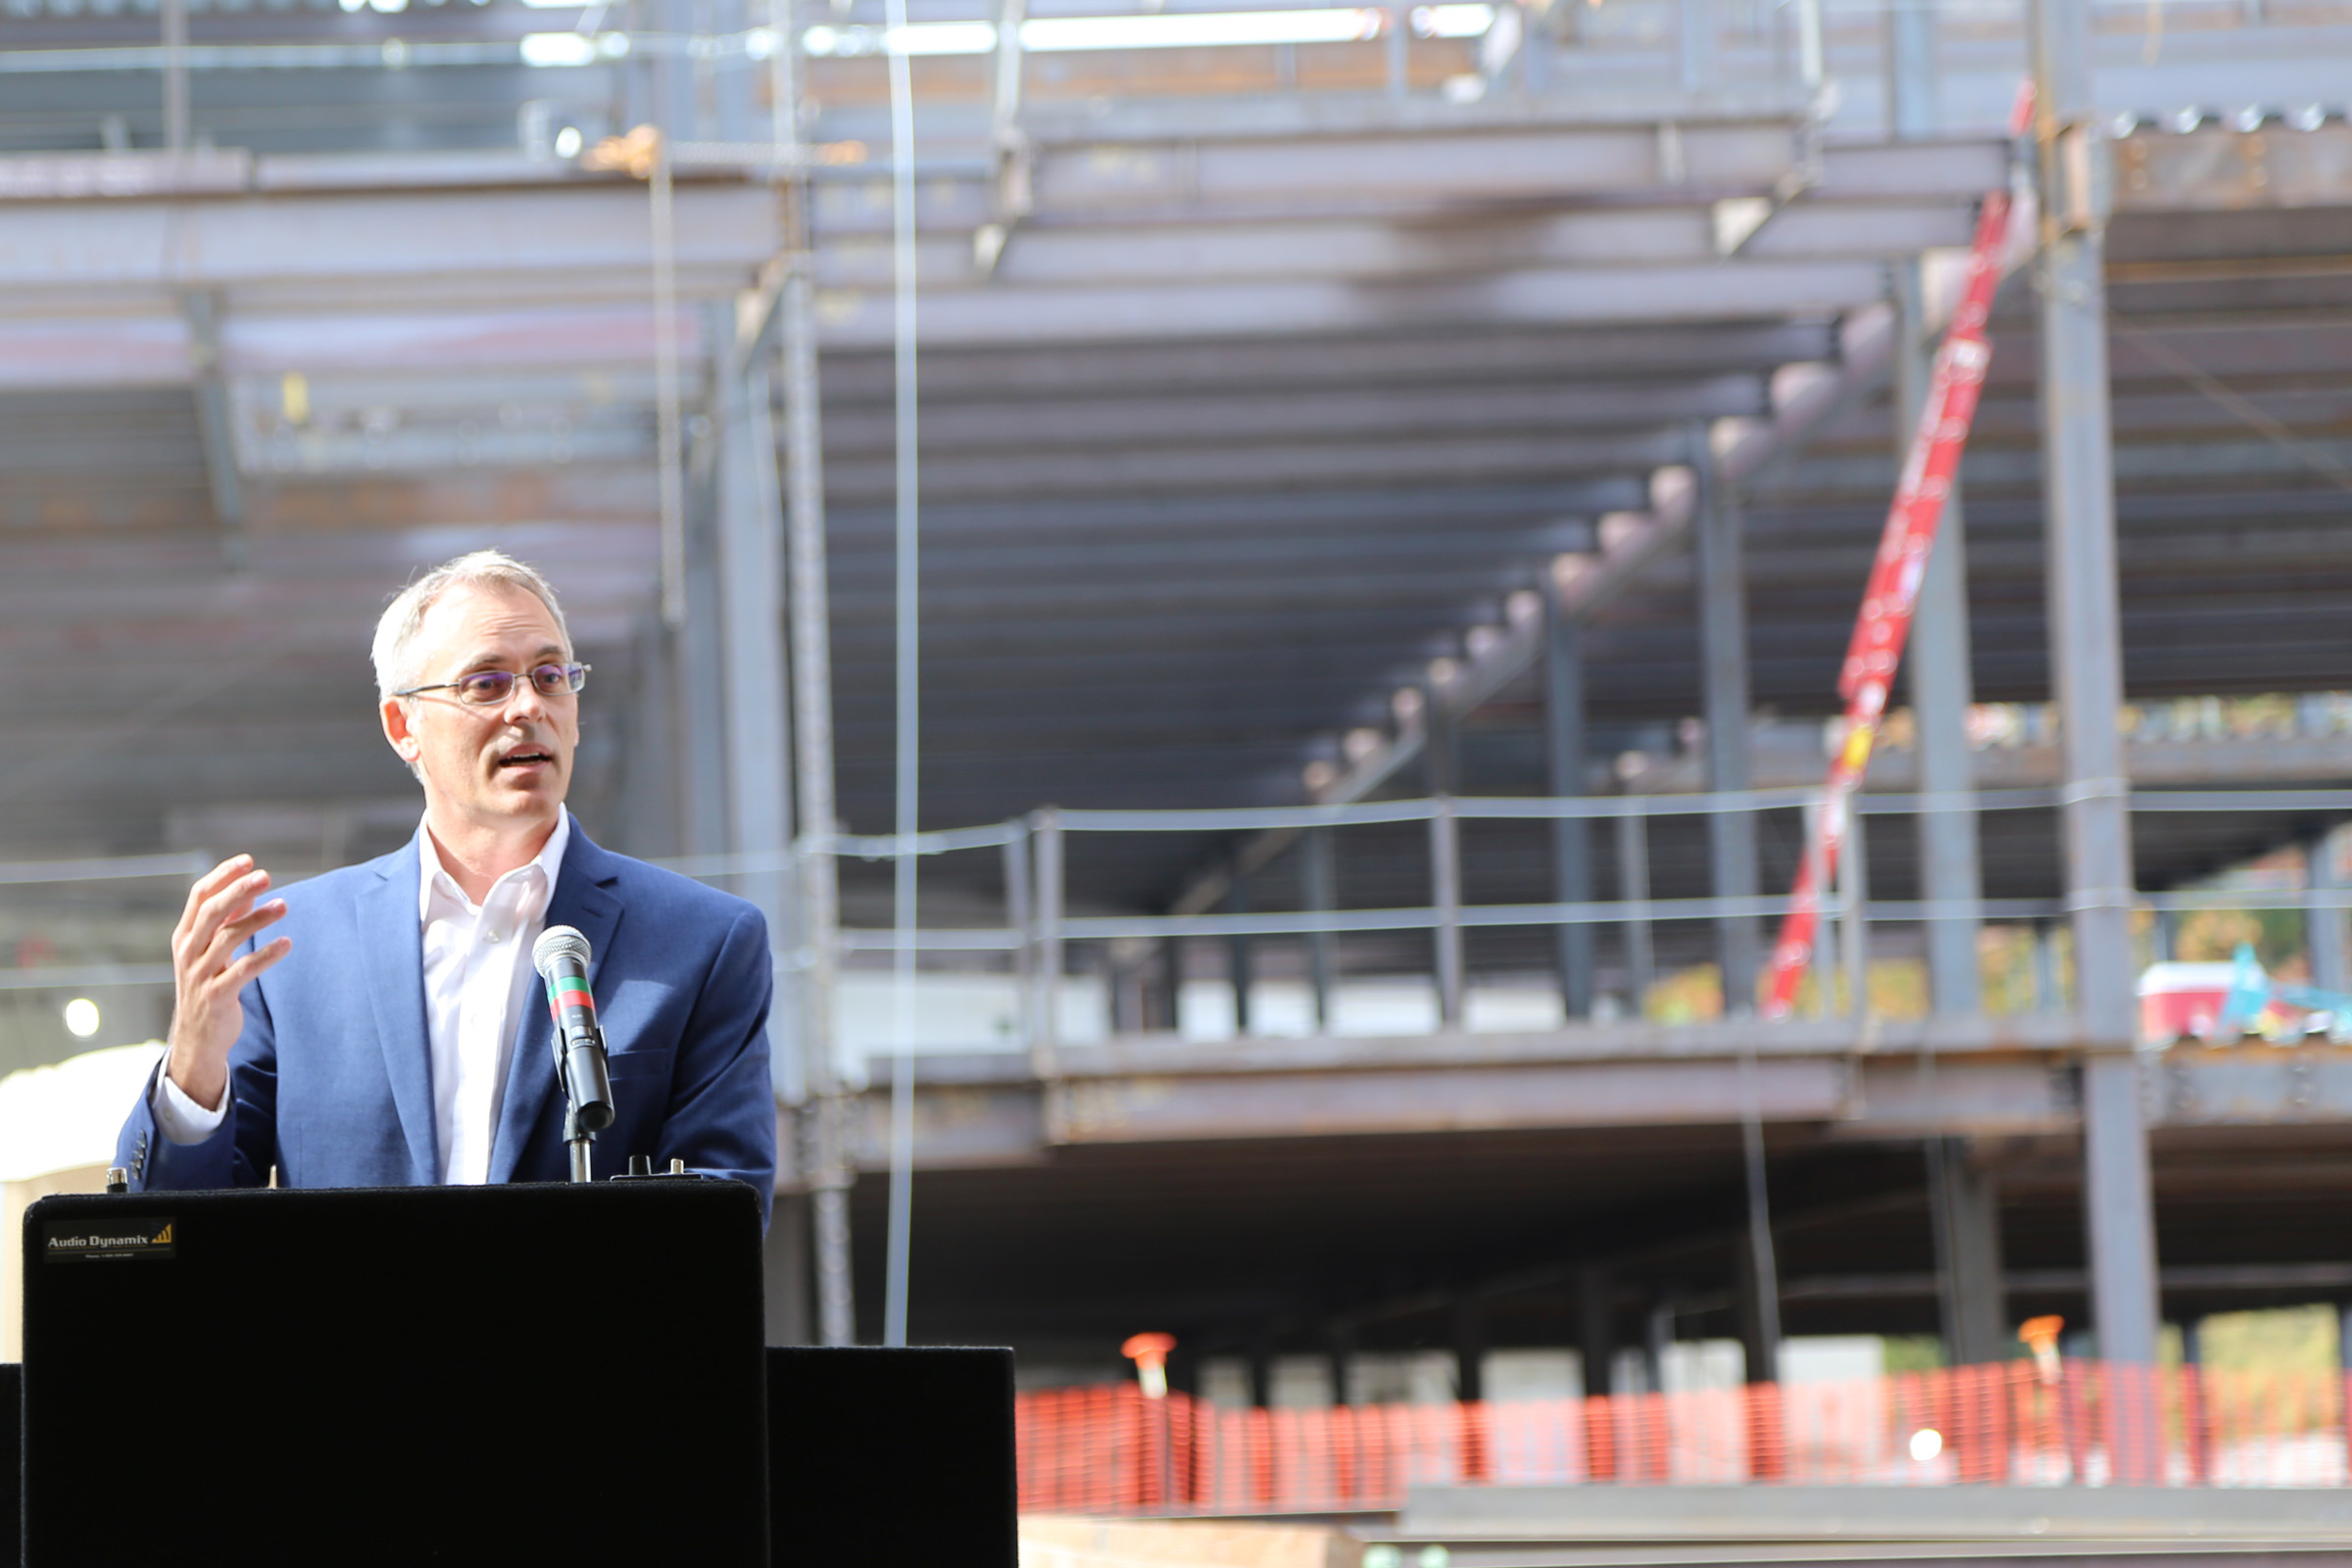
left=1432, top=796, right=1465, bottom=1027
left=2033, top=0, right=2160, bottom=1387
left=161, top=0, right=189, bottom=153
left=2033, top=921, right=2063, bottom=1012
left=1841, top=804, right=1870, bottom=1018
left=1157, top=934, right=1186, bottom=1033
left=774, top=19, right=856, bottom=1347
left=1642, top=1299, right=1672, bottom=1394
left=180, top=294, right=245, bottom=567
left=1615, top=813, right=1654, bottom=1012
left=1226, top=864, right=1254, bottom=1037
left=1304, top=828, right=1337, bottom=1031
left=1328, top=1324, right=1354, bottom=1406
left=1883, top=0, right=1937, bottom=140
left=992, top=0, right=1025, bottom=138
left=1679, top=0, right=1716, bottom=90
left=2309, top=829, right=2348, bottom=995
left=1735, top=1213, right=1780, bottom=1384
left=1385, top=6, right=1409, bottom=98
left=1928, top=1137, right=2008, bottom=1364
left=680, top=454, right=731, bottom=860
left=762, top=1190, right=814, bottom=1345
left=716, top=332, right=802, bottom=1102
left=1425, top=681, right=1461, bottom=796
left=1544, top=573, right=1595, bottom=1018
left=1451, top=1296, right=1487, bottom=1402
left=1736, top=1048, right=1783, bottom=1385
left=1896, top=261, right=1985, bottom=1018
left=1694, top=439, right=1760, bottom=1011
left=1578, top=1266, right=1616, bottom=1396
left=1033, top=807, right=1063, bottom=1073
left=1004, top=825, right=1034, bottom=1049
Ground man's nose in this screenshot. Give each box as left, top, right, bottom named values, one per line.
left=502, top=678, right=551, bottom=725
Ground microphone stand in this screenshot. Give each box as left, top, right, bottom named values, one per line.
left=555, top=1032, right=612, bottom=1183
left=564, top=1105, right=597, bottom=1184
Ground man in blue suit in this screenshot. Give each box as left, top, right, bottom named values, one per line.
left=118, top=550, right=777, bottom=1225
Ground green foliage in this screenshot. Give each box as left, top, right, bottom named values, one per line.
left=2196, top=1305, right=2338, bottom=1375
left=1882, top=1335, right=1945, bottom=1374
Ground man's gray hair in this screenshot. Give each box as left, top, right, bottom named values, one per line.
left=370, top=549, right=573, bottom=702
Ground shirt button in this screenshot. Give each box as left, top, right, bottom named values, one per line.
left=485, top=930, right=503, bottom=944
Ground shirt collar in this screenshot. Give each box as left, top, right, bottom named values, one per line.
left=416, top=807, right=571, bottom=922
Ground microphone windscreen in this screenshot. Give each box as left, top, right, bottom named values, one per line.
left=532, top=923, right=593, bottom=982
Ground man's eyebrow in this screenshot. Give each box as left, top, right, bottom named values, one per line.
left=457, top=644, right=567, bottom=672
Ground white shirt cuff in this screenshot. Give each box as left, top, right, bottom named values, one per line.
left=152, top=1065, right=229, bottom=1145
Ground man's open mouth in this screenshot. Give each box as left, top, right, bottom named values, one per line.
left=498, top=750, right=554, bottom=769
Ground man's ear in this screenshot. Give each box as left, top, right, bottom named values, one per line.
left=381, top=695, right=420, bottom=763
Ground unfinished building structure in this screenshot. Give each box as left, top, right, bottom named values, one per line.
left=5, top=0, right=2352, bottom=1405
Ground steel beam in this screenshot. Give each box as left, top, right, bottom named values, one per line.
left=2033, top=0, right=2162, bottom=1411
left=815, top=261, right=1892, bottom=348
left=2111, top=123, right=2352, bottom=214
left=819, top=376, right=1770, bottom=452
left=1544, top=572, right=1595, bottom=1018
left=0, top=185, right=781, bottom=306
left=830, top=205, right=1984, bottom=290
left=824, top=428, right=1692, bottom=504
left=1045, top=1058, right=1853, bottom=1143
left=825, top=321, right=1839, bottom=397
left=1694, top=437, right=1760, bottom=1012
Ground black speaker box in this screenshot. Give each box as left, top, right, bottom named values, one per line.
left=2, top=1363, right=18, bottom=1568
left=766, top=1346, right=1018, bottom=1568
left=20, top=1184, right=768, bottom=1567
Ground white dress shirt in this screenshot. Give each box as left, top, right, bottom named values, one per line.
left=154, top=810, right=571, bottom=1186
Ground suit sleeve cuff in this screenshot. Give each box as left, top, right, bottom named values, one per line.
left=152, top=1064, right=228, bottom=1145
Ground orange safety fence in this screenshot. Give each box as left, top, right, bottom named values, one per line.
left=1016, top=1361, right=2352, bottom=1515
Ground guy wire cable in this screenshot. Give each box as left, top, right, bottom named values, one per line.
left=882, top=0, right=922, bottom=1352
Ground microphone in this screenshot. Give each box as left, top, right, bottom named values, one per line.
left=533, top=924, right=614, bottom=1134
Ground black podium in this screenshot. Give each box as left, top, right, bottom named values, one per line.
left=10, top=1185, right=1016, bottom=1568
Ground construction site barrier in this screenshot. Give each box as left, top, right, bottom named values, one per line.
left=1015, top=1362, right=2352, bottom=1515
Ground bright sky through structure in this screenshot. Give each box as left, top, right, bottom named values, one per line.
left=801, top=6, right=1493, bottom=53
left=521, top=4, right=1492, bottom=63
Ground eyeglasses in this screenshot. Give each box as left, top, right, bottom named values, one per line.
left=395, top=662, right=590, bottom=707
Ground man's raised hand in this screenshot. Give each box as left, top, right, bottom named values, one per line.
left=164, top=855, right=291, bottom=1112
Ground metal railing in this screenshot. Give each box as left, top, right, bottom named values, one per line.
left=775, top=785, right=2352, bottom=1073
left=6, top=787, right=2352, bottom=1059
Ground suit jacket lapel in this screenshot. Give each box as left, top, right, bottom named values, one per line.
left=359, top=840, right=439, bottom=1186
left=488, top=829, right=624, bottom=1183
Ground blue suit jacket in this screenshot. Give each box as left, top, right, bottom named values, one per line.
left=117, top=826, right=777, bottom=1227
